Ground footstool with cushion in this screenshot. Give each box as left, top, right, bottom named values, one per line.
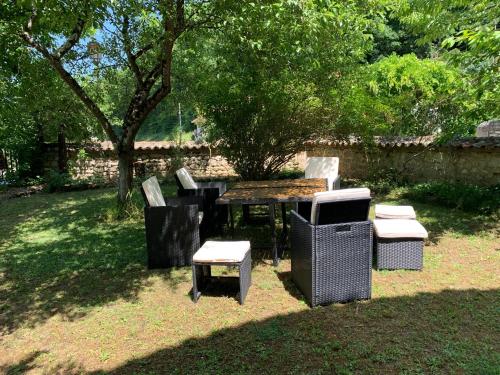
left=192, top=241, right=251, bottom=305
left=375, top=204, right=416, bottom=220
left=374, top=219, right=428, bottom=270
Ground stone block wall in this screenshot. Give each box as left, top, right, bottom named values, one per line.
left=43, top=138, right=500, bottom=186
left=307, top=143, right=500, bottom=186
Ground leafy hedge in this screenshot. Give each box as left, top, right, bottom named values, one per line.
left=403, top=182, right=500, bottom=214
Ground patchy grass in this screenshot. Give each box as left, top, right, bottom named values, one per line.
left=0, top=184, right=499, bottom=374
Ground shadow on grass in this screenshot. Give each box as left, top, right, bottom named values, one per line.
left=92, top=288, right=500, bottom=374
left=0, top=186, right=286, bottom=335
left=2, top=288, right=494, bottom=374
left=0, top=188, right=187, bottom=335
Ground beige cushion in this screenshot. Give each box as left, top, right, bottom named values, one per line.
left=311, top=188, right=371, bottom=225
left=374, top=219, right=428, bottom=239
left=176, top=167, right=198, bottom=189
left=141, top=176, right=166, bottom=207
left=193, top=241, right=251, bottom=263
left=375, top=204, right=416, bottom=219
left=305, top=157, right=339, bottom=191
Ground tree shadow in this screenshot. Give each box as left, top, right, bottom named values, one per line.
left=0, top=189, right=189, bottom=335
left=72, top=288, right=498, bottom=374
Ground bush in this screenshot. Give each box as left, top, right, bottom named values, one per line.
left=46, top=170, right=73, bottom=193
left=404, top=182, right=500, bottom=214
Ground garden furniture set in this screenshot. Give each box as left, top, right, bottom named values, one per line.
left=141, top=157, right=428, bottom=306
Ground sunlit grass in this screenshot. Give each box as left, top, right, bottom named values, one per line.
left=0, top=184, right=498, bottom=374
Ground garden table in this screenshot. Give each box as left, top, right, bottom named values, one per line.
left=216, top=178, right=327, bottom=265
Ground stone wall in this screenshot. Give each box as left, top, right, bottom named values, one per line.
left=43, top=138, right=500, bottom=186
left=306, top=139, right=500, bottom=186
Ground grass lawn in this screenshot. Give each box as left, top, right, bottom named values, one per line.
left=0, top=184, right=498, bottom=374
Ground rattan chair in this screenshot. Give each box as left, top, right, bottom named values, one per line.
left=305, top=157, right=340, bottom=191
left=175, top=168, right=228, bottom=236
left=141, top=176, right=200, bottom=269
left=290, top=188, right=372, bottom=307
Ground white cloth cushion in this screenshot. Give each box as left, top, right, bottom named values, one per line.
left=305, top=157, right=339, bottom=191
left=141, top=176, right=166, bottom=207
left=193, top=241, right=251, bottom=263
left=375, top=204, right=416, bottom=219
left=374, top=219, right=428, bottom=239
left=176, top=167, right=198, bottom=189
left=310, top=188, right=371, bottom=225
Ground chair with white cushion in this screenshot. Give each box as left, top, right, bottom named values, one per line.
left=141, top=176, right=200, bottom=269
left=290, top=188, right=372, bottom=307
left=374, top=219, right=427, bottom=270
left=305, top=157, right=340, bottom=191
left=192, top=241, right=252, bottom=305
left=175, top=167, right=229, bottom=236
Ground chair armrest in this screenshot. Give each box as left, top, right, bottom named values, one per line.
left=196, top=181, right=227, bottom=195
left=332, top=175, right=340, bottom=190
left=167, top=196, right=203, bottom=208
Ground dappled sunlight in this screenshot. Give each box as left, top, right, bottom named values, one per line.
left=0, top=187, right=498, bottom=373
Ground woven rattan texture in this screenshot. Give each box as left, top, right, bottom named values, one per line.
left=375, top=238, right=423, bottom=270
left=290, top=211, right=372, bottom=307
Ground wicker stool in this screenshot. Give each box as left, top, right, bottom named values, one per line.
left=375, top=204, right=416, bottom=220
left=192, top=241, right=251, bottom=305
left=374, top=219, right=428, bottom=270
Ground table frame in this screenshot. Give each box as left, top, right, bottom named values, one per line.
left=216, top=179, right=327, bottom=265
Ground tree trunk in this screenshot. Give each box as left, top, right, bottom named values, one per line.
left=117, top=146, right=134, bottom=206
left=57, top=124, right=68, bottom=173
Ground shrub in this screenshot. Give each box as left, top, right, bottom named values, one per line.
left=46, top=170, right=73, bottom=193
left=404, top=182, right=500, bottom=214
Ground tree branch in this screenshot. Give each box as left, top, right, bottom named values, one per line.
left=121, top=16, right=143, bottom=84
left=20, top=12, right=118, bottom=145
left=54, top=17, right=86, bottom=59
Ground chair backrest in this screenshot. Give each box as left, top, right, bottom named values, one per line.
left=305, top=157, right=339, bottom=191
left=141, top=176, right=166, bottom=207
left=175, top=167, right=198, bottom=190
left=310, top=188, right=371, bottom=225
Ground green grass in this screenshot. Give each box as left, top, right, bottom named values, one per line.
left=0, top=184, right=499, bottom=374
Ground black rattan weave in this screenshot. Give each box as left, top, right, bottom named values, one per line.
left=374, top=237, right=423, bottom=270
left=143, top=200, right=200, bottom=269
left=290, top=211, right=373, bottom=307
left=175, top=176, right=229, bottom=236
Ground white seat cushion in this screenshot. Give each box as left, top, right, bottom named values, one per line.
left=311, top=188, right=371, bottom=225
left=176, top=167, right=198, bottom=189
left=305, top=157, right=339, bottom=191
left=374, top=219, right=428, bottom=239
left=375, top=204, right=416, bottom=219
left=193, top=241, right=251, bottom=263
left=141, top=176, right=166, bottom=207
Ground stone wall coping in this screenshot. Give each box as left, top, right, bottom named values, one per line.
left=44, top=135, right=500, bottom=153
left=305, top=136, right=500, bottom=150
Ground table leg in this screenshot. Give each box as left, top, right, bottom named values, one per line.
left=229, top=205, right=235, bottom=237
left=269, top=203, right=278, bottom=266
left=278, top=203, right=288, bottom=259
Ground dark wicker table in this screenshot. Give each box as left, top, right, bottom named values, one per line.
left=216, top=178, right=327, bottom=265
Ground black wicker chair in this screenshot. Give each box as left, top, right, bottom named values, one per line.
left=174, top=168, right=228, bottom=235
left=291, top=188, right=373, bottom=307
left=141, top=176, right=200, bottom=269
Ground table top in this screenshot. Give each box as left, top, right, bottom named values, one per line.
left=231, top=178, right=326, bottom=189
left=216, top=178, right=327, bottom=205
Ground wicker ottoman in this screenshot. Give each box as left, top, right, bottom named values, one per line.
left=374, top=219, right=428, bottom=270
left=192, top=241, right=251, bottom=305
left=375, top=204, right=416, bottom=219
